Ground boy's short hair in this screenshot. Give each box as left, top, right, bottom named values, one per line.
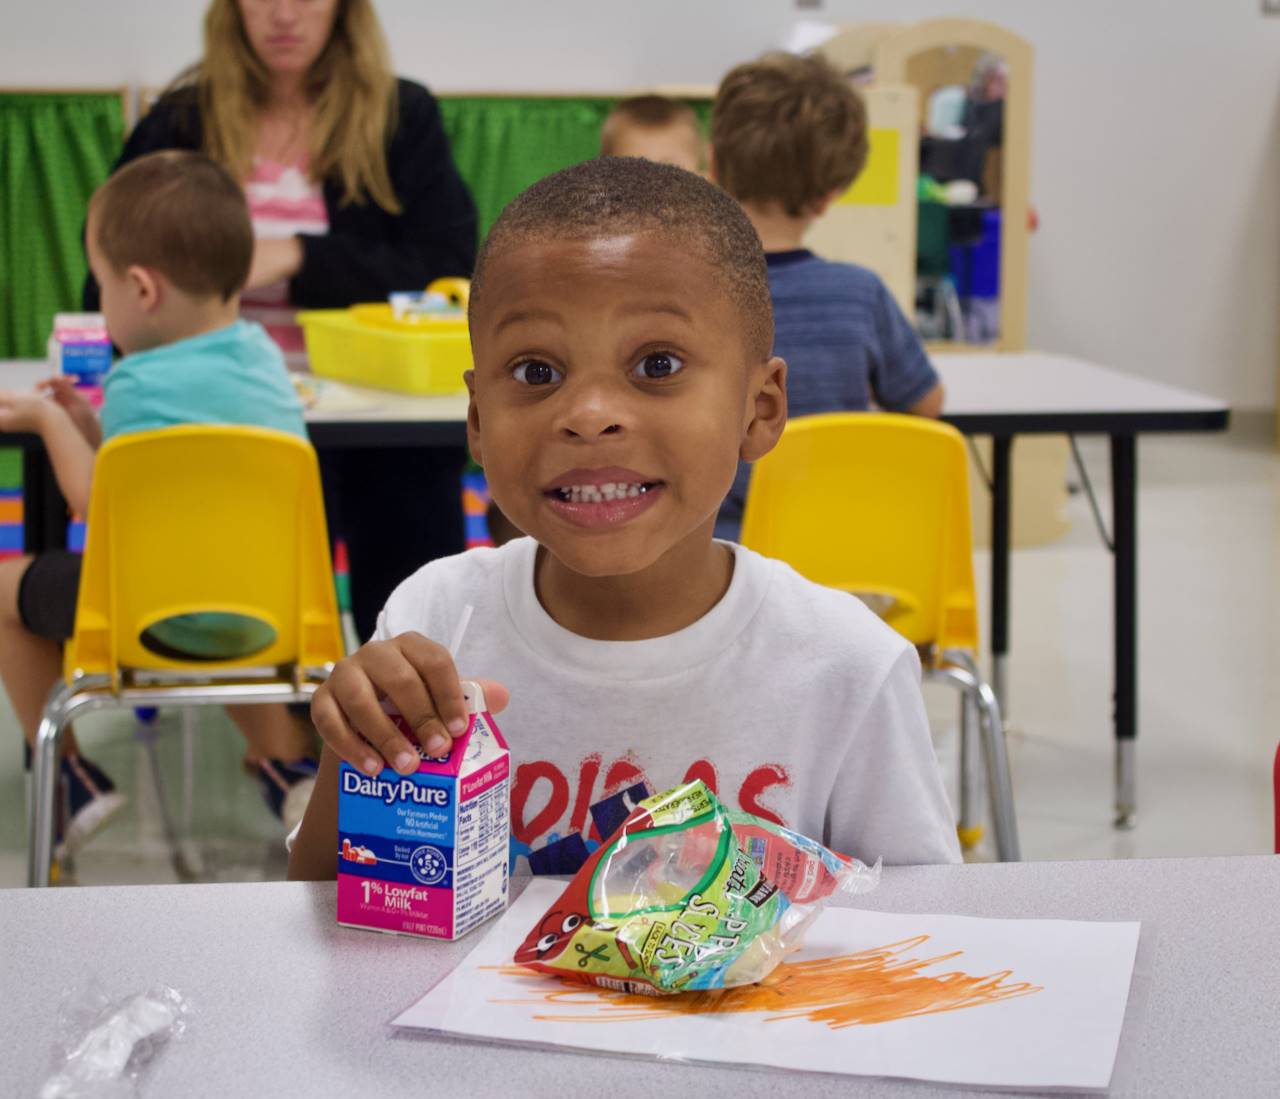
left=470, top=156, right=773, bottom=360
left=712, top=52, right=868, bottom=217
left=600, top=95, right=702, bottom=156
left=89, top=150, right=253, bottom=301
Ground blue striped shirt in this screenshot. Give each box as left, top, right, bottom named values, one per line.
left=716, top=251, right=939, bottom=540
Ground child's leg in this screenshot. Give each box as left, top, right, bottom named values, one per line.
left=225, top=704, right=314, bottom=762
left=1, top=554, right=123, bottom=857
left=0, top=555, right=78, bottom=752
left=226, top=704, right=318, bottom=829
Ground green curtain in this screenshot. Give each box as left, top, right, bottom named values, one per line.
left=0, top=93, right=125, bottom=359
left=0, top=93, right=710, bottom=355
left=439, top=96, right=711, bottom=239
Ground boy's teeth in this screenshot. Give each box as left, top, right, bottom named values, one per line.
left=554, top=482, right=651, bottom=503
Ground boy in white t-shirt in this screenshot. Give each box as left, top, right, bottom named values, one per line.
left=288, top=157, right=960, bottom=879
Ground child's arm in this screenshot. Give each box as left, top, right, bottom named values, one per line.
left=288, top=746, right=342, bottom=880
left=906, top=381, right=945, bottom=419
left=287, top=631, right=509, bottom=879
left=0, top=392, right=95, bottom=516
left=869, top=280, right=944, bottom=419
left=37, top=376, right=103, bottom=448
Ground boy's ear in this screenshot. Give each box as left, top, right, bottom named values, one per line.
left=740, top=355, right=787, bottom=463
left=464, top=369, right=484, bottom=467
left=707, top=147, right=721, bottom=185
left=127, top=265, right=161, bottom=312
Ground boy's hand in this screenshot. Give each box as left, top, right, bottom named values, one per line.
left=311, top=632, right=509, bottom=777
left=0, top=389, right=53, bottom=434
left=36, top=376, right=102, bottom=446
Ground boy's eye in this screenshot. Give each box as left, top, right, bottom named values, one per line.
left=512, top=360, right=562, bottom=385
left=631, top=352, right=684, bottom=380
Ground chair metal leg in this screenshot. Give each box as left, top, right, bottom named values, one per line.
left=957, top=688, right=983, bottom=849
left=944, top=649, right=984, bottom=850
left=30, top=675, right=327, bottom=886
left=930, top=657, right=1021, bottom=862
left=28, top=678, right=110, bottom=887
left=181, top=707, right=197, bottom=835
left=137, top=715, right=201, bottom=881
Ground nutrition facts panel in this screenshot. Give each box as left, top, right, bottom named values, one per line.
left=454, top=779, right=510, bottom=930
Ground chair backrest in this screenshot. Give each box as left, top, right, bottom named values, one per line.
left=740, top=412, right=978, bottom=651
left=66, top=425, right=343, bottom=680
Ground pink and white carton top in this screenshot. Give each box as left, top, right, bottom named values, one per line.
left=389, top=681, right=509, bottom=779
left=52, top=312, right=110, bottom=344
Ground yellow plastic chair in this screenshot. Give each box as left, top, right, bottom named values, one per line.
left=740, top=412, right=1019, bottom=861
left=28, top=426, right=344, bottom=886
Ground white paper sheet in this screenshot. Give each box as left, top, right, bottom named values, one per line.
left=393, top=880, right=1141, bottom=1090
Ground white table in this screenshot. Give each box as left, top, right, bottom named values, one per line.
left=3, top=856, right=1277, bottom=1097
left=0, top=360, right=471, bottom=550
left=937, top=352, right=1228, bottom=431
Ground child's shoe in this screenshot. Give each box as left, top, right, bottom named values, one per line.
left=257, top=757, right=319, bottom=833
left=57, top=754, right=127, bottom=860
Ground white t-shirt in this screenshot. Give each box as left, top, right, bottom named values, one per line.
left=375, top=538, right=961, bottom=873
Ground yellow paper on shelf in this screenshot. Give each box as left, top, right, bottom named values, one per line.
left=836, top=128, right=899, bottom=207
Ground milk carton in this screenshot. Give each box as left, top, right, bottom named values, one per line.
left=337, top=681, right=510, bottom=940
left=48, top=313, right=112, bottom=408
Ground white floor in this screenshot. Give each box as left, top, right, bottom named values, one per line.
left=1, top=426, right=1276, bottom=887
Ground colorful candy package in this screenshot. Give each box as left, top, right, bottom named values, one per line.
left=514, top=781, right=879, bottom=995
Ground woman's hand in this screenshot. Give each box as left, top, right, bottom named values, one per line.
left=36, top=376, right=102, bottom=446
left=310, top=632, right=509, bottom=777
left=245, top=237, right=304, bottom=291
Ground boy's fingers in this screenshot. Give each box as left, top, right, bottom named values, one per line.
left=359, top=640, right=454, bottom=759
left=326, top=658, right=420, bottom=774
left=395, top=633, right=469, bottom=739
left=472, top=678, right=510, bottom=714
left=311, top=688, right=382, bottom=776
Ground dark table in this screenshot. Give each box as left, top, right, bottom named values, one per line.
left=936, top=352, right=1229, bottom=826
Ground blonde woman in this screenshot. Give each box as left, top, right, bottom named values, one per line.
left=83, top=0, right=476, bottom=821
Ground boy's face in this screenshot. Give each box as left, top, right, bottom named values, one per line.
left=611, top=125, right=703, bottom=175
left=468, top=232, right=784, bottom=580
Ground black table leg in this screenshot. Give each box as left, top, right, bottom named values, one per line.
left=21, top=446, right=67, bottom=555
left=1111, top=434, right=1137, bottom=828
left=990, top=435, right=1013, bottom=713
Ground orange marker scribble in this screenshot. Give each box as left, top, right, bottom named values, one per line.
left=490, top=935, right=1041, bottom=1029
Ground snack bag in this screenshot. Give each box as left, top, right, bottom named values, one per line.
left=514, top=781, right=878, bottom=995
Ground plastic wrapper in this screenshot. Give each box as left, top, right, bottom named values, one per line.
left=514, top=781, right=879, bottom=995
left=40, top=984, right=192, bottom=1099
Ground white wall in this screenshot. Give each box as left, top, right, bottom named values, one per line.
left=4, top=0, right=1278, bottom=408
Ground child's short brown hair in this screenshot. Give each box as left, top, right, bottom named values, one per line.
left=712, top=52, right=868, bottom=217
left=600, top=95, right=702, bottom=157
left=89, top=150, right=253, bottom=301
left=470, top=157, right=773, bottom=360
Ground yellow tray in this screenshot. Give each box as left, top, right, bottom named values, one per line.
left=298, top=280, right=472, bottom=395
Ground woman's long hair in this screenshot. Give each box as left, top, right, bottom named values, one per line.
left=182, top=0, right=400, bottom=211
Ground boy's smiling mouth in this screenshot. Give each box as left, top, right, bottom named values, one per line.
left=543, top=467, right=666, bottom=528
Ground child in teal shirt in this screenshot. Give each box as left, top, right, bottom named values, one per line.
left=0, top=152, right=315, bottom=862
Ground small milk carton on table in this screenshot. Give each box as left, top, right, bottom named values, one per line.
left=48, top=313, right=112, bottom=408
left=337, top=681, right=510, bottom=940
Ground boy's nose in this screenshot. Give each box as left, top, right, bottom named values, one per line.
left=554, top=383, right=627, bottom=440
